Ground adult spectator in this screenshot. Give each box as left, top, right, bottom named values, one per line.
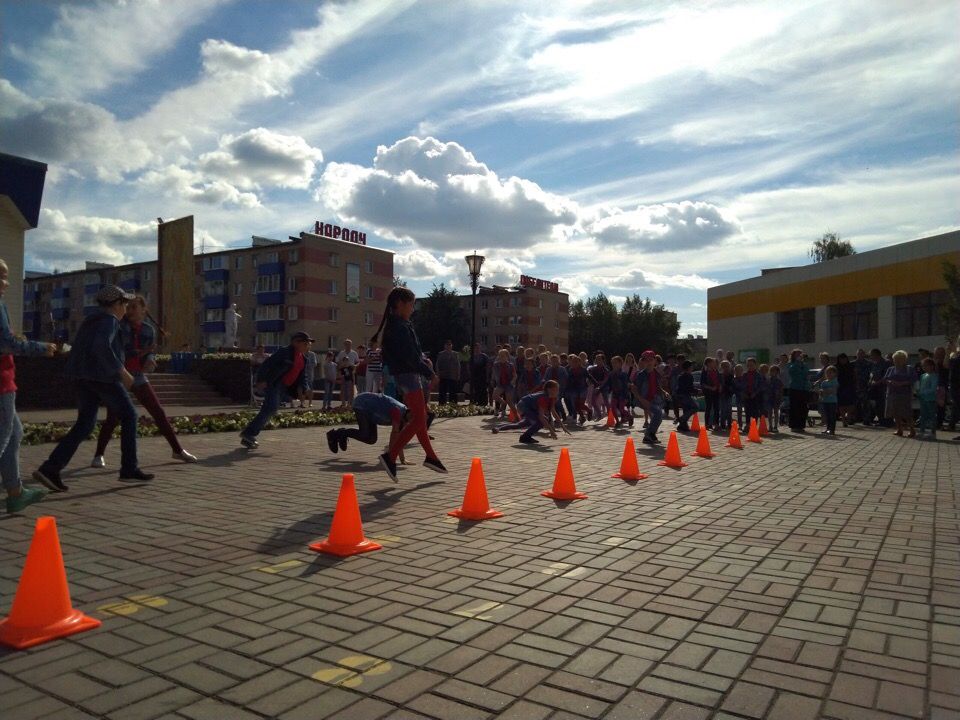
left=365, top=339, right=383, bottom=392
left=336, top=339, right=359, bottom=405
left=785, top=348, right=810, bottom=432
left=867, top=348, right=890, bottom=426
left=469, top=343, right=489, bottom=406
left=436, top=340, right=461, bottom=405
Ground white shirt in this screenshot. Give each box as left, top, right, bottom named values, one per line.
left=336, top=349, right=359, bottom=367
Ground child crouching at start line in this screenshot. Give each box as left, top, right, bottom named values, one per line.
left=492, top=380, right=570, bottom=443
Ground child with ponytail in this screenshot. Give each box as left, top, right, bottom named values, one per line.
left=373, top=288, right=445, bottom=481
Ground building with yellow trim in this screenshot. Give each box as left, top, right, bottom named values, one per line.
left=707, top=230, right=960, bottom=361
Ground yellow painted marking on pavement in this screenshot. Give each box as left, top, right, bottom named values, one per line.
left=453, top=600, right=503, bottom=620
left=540, top=561, right=573, bottom=576
left=312, top=655, right=392, bottom=688
left=256, top=559, right=304, bottom=574
left=98, top=594, right=168, bottom=616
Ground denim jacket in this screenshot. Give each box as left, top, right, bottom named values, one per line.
left=0, top=303, right=48, bottom=358
left=64, top=310, right=124, bottom=383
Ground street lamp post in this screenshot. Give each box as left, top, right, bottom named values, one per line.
left=465, top=252, right=485, bottom=353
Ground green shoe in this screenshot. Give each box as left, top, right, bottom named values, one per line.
left=6, top=486, right=48, bottom=514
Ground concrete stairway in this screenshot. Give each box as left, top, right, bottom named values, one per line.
left=138, top=373, right=230, bottom=406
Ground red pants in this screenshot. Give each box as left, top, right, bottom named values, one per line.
left=96, top=382, right=181, bottom=456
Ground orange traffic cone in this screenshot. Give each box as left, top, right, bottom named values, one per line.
left=606, top=409, right=616, bottom=427
left=759, top=415, right=769, bottom=437
left=658, top=431, right=688, bottom=468
left=448, top=458, right=503, bottom=521
left=726, top=421, right=744, bottom=449
left=748, top=418, right=762, bottom=444
left=690, top=413, right=701, bottom=432
left=612, top=437, right=649, bottom=481
left=310, top=474, right=383, bottom=556
left=508, top=407, right=518, bottom=422
left=542, top=448, right=587, bottom=500
left=692, top=427, right=715, bottom=458
left=0, top=516, right=101, bottom=649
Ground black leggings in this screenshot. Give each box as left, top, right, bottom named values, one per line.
left=341, top=411, right=379, bottom=445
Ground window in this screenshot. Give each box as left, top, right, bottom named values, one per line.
left=202, top=256, right=224, bottom=271
left=495, top=317, right=505, bottom=326
left=508, top=334, right=520, bottom=344
left=256, top=332, right=282, bottom=347
left=554, top=319, right=560, bottom=329
left=509, top=315, right=522, bottom=326
left=329, top=280, right=338, bottom=295
left=288, top=276, right=298, bottom=292
left=287, top=305, right=299, bottom=321
left=264, top=251, right=279, bottom=264
left=510, top=297, right=520, bottom=308
left=330, top=253, right=340, bottom=268
left=364, top=311, right=374, bottom=326
left=328, top=307, right=339, bottom=322
left=365, top=285, right=374, bottom=300
left=328, top=335, right=339, bottom=350
left=84, top=293, right=97, bottom=307
left=480, top=299, right=488, bottom=310
left=205, top=309, right=224, bottom=322
left=364, top=260, right=373, bottom=273
left=538, top=317, right=543, bottom=327
left=289, top=249, right=299, bottom=264
left=480, top=317, right=488, bottom=328
left=829, top=300, right=878, bottom=341
left=204, top=333, right=225, bottom=349
left=234, top=282, right=242, bottom=296
left=256, top=274, right=281, bottom=293
left=203, top=279, right=225, bottom=296
left=538, top=299, right=543, bottom=309
left=495, top=298, right=503, bottom=308
left=252, top=255, right=258, bottom=267
left=234, top=256, right=243, bottom=270
left=254, top=305, right=282, bottom=321
left=895, top=290, right=948, bottom=338
left=776, top=308, right=816, bottom=345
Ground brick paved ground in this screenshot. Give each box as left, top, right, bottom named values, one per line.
left=1, top=414, right=958, bottom=719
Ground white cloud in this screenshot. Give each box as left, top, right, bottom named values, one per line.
left=199, top=128, right=323, bottom=190
left=394, top=249, right=454, bottom=281
left=26, top=209, right=158, bottom=271
left=317, top=136, right=579, bottom=251
left=138, top=165, right=261, bottom=208
left=604, top=268, right=720, bottom=292
left=8, top=0, right=229, bottom=100
left=589, top=201, right=742, bottom=252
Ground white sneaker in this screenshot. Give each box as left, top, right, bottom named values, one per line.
left=174, top=450, right=198, bottom=463
left=91, top=455, right=105, bottom=468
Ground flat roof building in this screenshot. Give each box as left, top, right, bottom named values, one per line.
left=23, top=228, right=394, bottom=351
left=707, top=230, right=960, bottom=361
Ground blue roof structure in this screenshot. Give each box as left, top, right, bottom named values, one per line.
left=0, top=152, right=47, bottom=228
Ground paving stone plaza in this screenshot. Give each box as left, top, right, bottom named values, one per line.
left=1, top=416, right=958, bottom=719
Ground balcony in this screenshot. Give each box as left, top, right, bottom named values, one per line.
left=204, top=268, right=229, bottom=282
left=51, top=308, right=70, bottom=321
left=257, top=262, right=284, bottom=276
left=256, top=291, right=284, bottom=306
left=84, top=283, right=101, bottom=294
left=52, top=287, right=70, bottom=299
left=203, top=294, right=230, bottom=310
left=83, top=306, right=99, bottom=317
left=255, top=319, right=285, bottom=333
left=201, top=321, right=226, bottom=333
left=119, top=278, right=140, bottom=291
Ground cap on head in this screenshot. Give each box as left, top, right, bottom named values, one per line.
left=291, top=331, right=314, bottom=343
left=96, top=285, right=136, bottom=305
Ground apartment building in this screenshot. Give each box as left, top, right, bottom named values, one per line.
left=23, top=229, right=394, bottom=351
left=460, top=275, right=570, bottom=353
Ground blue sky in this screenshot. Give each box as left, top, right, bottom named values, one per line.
left=2, top=0, right=958, bottom=337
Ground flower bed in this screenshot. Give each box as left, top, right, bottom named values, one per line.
left=21, top=403, right=495, bottom=445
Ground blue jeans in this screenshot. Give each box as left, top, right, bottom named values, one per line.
left=644, top=398, right=664, bottom=438
left=243, top=383, right=282, bottom=438
left=323, top=381, right=334, bottom=408
left=677, top=396, right=697, bottom=427
left=719, top=395, right=732, bottom=428
left=519, top=410, right=542, bottom=441
left=44, top=380, right=139, bottom=475
left=919, top=399, right=937, bottom=434
left=0, top=392, right=24, bottom=492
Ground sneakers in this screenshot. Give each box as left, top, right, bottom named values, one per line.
left=119, top=469, right=155, bottom=481
left=337, top=432, right=347, bottom=451
left=327, top=429, right=339, bottom=453
left=240, top=434, right=259, bottom=449
left=91, top=455, right=105, bottom=468
left=519, top=436, right=539, bottom=444
left=379, top=452, right=398, bottom=483
left=642, top=435, right=656, bottom=444
left=423, top=457, right=448, bottom=474
left=491, top=427, right=500, bottom=434
left=6, top=487, right=47, bottom=514
left=33, top=467, right=67, bottom=493
left=174, top=450, right=198, bottom=463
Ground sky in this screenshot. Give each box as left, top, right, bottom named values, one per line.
left=1, top=0, right=958, bottom=338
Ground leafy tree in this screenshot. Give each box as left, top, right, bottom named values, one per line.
left=809, top=232, right=856, bottom=262
left=568, top=293, right=679, bottom=356
left=620, top=294, right=681, bottom=355
left=411, top=283, right=469, bottom=357
left=941, top=260, right=960, bottom=340
left=393, top=275, right=407, bottom=288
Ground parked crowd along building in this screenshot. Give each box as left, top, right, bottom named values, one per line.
left=22, top=230, right=394, bottom=351
left=458, top=276, right=570, bottom=353
left=707, top=231, right=960, bottom=362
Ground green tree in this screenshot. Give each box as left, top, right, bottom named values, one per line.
left=411, top=283, right=469, bottom=357
left=941, top=260, right=960, bottom=340
left=620, top=295, right=681, bottom=354
left=393, top=275, right=407, bottom=288
left=569, top=293, right=680, bottom=356
left=809, top=232, right=856, bottom=262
